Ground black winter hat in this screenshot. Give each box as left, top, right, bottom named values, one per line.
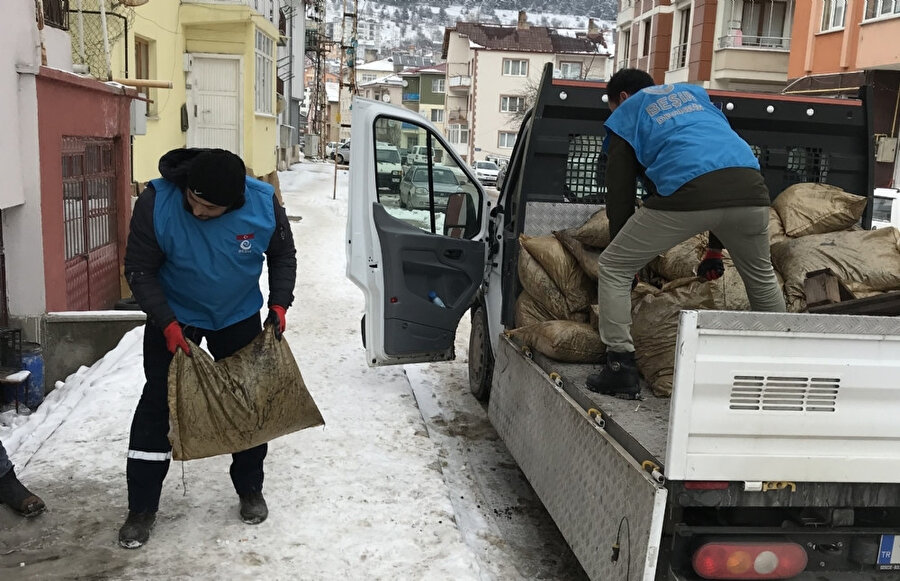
left=187, top=149, right=246, bottom=207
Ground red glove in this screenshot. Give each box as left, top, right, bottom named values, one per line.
left=266, top=305, right=287, bottom=340
left=163, top=321, right=191, bottom=355
left=697, top=249, right=725, bottom=281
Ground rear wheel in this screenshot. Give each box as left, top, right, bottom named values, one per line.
left=336, top=154, right=345, bottom=164
left=468, top=304, right=493, bottom=401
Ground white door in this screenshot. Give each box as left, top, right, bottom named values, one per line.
left=187, top=55, right=242, bottom=155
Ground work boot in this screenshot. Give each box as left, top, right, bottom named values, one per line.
left=586, top=350, right=642, bottom=399
left=118, top=511, right=157, bottom=549
left=239, top=491, right=268, bottom=525
left=0, top=468, right=46, bottom=518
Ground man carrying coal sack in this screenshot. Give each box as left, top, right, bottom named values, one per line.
left=119, top=148, right=296, bottom=548
left=587, top=68, right=785, bottom=399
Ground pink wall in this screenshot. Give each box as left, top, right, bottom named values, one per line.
left=35, top=68, right=134, bottom=312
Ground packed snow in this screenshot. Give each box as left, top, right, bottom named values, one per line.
left=0, top=161, right=585, bottom=580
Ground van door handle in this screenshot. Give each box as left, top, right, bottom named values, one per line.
left=443, top=249, right=463, bottom=260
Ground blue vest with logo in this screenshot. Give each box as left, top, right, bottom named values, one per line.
left=151, top=176, right=275, bottom=331
left=604, top=83, right=760, bottom=196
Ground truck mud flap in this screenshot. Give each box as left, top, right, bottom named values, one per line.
left=489, top=334, right=667, bottom=581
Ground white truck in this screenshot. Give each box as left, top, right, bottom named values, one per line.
left=346, top=64, right=900, bottom=580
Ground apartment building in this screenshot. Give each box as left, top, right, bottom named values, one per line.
left=400, top=63, right=448, bottom=135
left=786, top=0, right=900, bottom=188
left=617, top=0, right=796, bottom=92
left=442, top=13, right=611, bottom=163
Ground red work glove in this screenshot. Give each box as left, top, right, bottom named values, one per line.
left=163, top=321, right=191, bottom=355
left=697, top=249, right=725, bottom=281
left=265, top=305, right=287, bottom=340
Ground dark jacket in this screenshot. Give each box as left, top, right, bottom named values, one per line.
left=124, top=149, right=297, bottom=328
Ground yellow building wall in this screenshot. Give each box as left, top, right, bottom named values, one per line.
left=107, top=3, right=277, bottom=182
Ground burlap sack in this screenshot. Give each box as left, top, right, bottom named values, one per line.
left=770, top=228, right=900, bottom=312
left=168, top=327, right=324, bottom=461
left=631, top=278, right=718, bottom=397
left=570, top=208, right=611, bottom=248
left=652, top=233, right=708, bottom=281
left=520, top=234, right=594, bottom=314
left=518, top=241, right=571, bottom=320
left=516, top=290, right=559, bottom=327
left=508, top=321, right=605, bottom=363
left=555, top=229, right=602, bottom=281
left=768, top=207, right=787, bottom=245
left=772, top=183, right=867, bottom=238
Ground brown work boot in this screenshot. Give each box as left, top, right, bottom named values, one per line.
left=0, top=468, right=46, bottom=518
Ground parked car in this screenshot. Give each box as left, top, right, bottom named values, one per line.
left=408, top=145, right=444, bottom=165
left=375, top=143, right=403, bottom=194
left=472, top=160, right=500, bottom=186
left=335, top=141, right=350, bottom=165
left=325, top=141, right=339, bottom=159
left=399, top=165, right=462, bottom=210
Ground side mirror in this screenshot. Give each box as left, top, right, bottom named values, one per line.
left=443, top=192, right=477, bottom=239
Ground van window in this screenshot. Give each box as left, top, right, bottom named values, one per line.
left=377, top=148, right=401, bottom=164
left=873, top=196, right=893, bottom=223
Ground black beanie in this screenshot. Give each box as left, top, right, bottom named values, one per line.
left=187, top=149, right=246, bottom=207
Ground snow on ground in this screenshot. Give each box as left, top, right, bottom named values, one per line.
left=0, top=161, right=584, bottom=580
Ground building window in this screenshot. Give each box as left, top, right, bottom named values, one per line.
left=822, top=0, right=847, bottom=30
left=432, top=78, right=445, bottom=93
left=671, top=7, right=691, bottom=69
left=255, top=29, right=275, bottom=114
left=498, top=132, right=517, bottom=149
left=620, top=30, right=631, bottom=69
left=447, top=124, right=469, bottom=144
left=502, top=59, right=528, bottom=76
left=864, top=0, right=900, bottom=19
left=739, top=0, right=789, bottom=47
left=135, top=37, right=158, bottom=116
left=361, top=73, right=377, bottom=83
left=500, top=96, right=526, bottom=113
left=431, top=109, right=444, bottom=123
left=641, top=19, right=652, bottom=57
left=43, top=0, right=69, bottom=30
left=559, top=62, right=582, bottom=79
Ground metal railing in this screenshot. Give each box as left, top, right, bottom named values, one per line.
left=670, top=43, right=688, bottom=70
left=448, top=75, right=472, bottom=89
left=718, top=34, right=791, bottom=50
left=447, top=108, right=467, bottom=123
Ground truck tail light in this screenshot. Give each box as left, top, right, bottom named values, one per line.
left=692, top=542, right=807, bottom=579
left=684, top=481, right=730, bottom=490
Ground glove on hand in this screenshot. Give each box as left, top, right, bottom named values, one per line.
left=163, top=321, right=191, bottom=355
left=697, top=249, right=725, bottom=281
left=266, top=305, right=287, bottom=340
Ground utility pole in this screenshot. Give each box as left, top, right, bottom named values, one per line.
left=334, top=0, right=358, bottom=198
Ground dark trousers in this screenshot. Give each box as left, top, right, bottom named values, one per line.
left=126, top=314, right=266, bottom=513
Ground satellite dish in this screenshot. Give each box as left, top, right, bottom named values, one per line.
left=382, top=94, right=391, bottom=103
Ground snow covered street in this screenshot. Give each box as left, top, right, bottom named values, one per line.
left=0, top=161, right=584, bottom=580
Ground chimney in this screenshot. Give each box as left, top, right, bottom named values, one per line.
left=588, top=18, right=599, bottom=35
left=517, top=11, right=529, bottom=30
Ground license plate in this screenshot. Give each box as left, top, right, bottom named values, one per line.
left=392, top=178, right=400, bottom=182
left=878, top=535, right=900, bottom=569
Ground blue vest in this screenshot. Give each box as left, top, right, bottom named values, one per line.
left=151, top=176, right=275, bottom=331
left=604, top=83, right=760, bottom=196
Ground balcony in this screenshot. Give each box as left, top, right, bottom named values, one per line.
left=717, top=33, right=791, bottom=51
left=617, top=0, right=635, bottom=27
left=448, top=75, right=472, bottom=91
left=447, top=108, right=468, bottom=124
left=713, top=35, right=792, bottom=86
left=670, top=43, right=688, bottom=71
left=402, top=93, right=420, bottom=102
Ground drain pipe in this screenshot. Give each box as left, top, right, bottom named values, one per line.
left=99, top=0, right=112, bottom=81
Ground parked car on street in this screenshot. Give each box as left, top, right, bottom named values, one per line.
left=325, top=141, right=339, bottom=159
left=335, top=141, right=350, bottom=165
left=408, top=145, right=444, bottom=166
left=472, top=160, right=500, bottom=186
left=375, top=143, right=403, bottom=194
left=399, top=165, right=462, bottom=210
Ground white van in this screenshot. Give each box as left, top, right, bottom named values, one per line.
left=871, top=188, right=900, bottom=229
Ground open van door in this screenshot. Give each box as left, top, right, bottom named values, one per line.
left=346, top=98, right=488, bottom=366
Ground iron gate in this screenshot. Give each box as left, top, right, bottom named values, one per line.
left=62, top=138, right=120, bottom=311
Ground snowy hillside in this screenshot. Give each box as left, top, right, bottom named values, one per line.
left=325, top=0, right=617, bottom=56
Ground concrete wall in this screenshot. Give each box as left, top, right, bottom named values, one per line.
left=42, top=311, right=146, bottom=392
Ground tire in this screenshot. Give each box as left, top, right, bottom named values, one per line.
left=336, top=154, right=345, bottom=165
left=468, top=304, right=494, bottom=401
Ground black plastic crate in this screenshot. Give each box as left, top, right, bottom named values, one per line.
left=0, top=327, right=22, bottom=371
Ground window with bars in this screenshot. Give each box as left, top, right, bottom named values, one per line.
left=864, top=0, right=900, bottom=18
left=565, top=135, right=604, bottom=201
left=43, top=0, right=69, bottom=30
left=822, top=0, right=847, bottom=30
left=255, top=29, right=274, bottom=114
left=62, top=139, right=117, bottom=262
left=785, top=146, right=829, bottom=184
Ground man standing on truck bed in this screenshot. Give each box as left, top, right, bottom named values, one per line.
left=586, top=68, right=785, bottom=398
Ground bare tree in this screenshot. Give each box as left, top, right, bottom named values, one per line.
left=506, top=76, right=540, bottom=127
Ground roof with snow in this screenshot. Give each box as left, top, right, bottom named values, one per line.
left=359, top=74, right=404, bottom=88
left=356, top=57, right=396, bottom=72
left=399, top=62, right=447, bottom=76
left=442, top=21, right=609, bottom=59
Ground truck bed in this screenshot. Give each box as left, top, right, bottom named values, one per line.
left=529, top=351, right=672, bottom=468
